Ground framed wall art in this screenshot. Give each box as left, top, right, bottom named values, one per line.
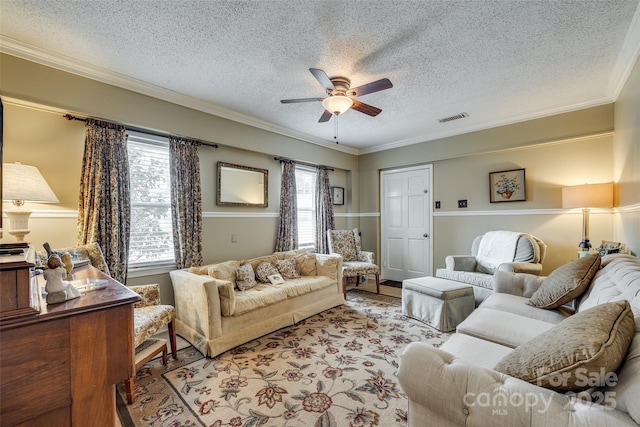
left=331, top=186, right=344, bottom=205
left=489, top=168, right=525, bottom=203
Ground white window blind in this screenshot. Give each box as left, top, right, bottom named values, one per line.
left=295, top=166, right=316, bottom=251
left=127, top=133, right=175, bottom=267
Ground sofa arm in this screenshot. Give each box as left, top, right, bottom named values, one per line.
left=492, top=271, right=545, bottom=298
left=444, top=255, right=477, bottom=272
left=129, top=284, right=161, bottom=308
left=169, top=270, right=225, bottom=341
left=497, top=262, right=543, bottom=275
left=398, top=342, right=637, bottom=427
left=316, top=253, right=343, bottom=292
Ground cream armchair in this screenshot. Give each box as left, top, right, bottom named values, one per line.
left=436, top=231, right=546, bottom=304
left=327, top=228, right=380, bottom=298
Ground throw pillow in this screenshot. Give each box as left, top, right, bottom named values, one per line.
left=528, top=253, right=601, bottom=309
left=292, top=253, right=317, bottom=276
left=494, top=300, right=635, bottom=392
left=207, top=260, right=240, bottom=282
left=256, top=261, right=279, bottom=283
left=235, top=263, right=257, bottom=291
left=275, top=258, right=300, bottom=279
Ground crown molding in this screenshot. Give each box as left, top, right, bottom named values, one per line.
left=607, top=2, right=640, bottom=99
left=0, top=36, right=358, bottom=156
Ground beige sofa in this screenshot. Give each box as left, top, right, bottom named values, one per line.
left=399, top=254, right=640, bottom=426
left=170, top=251, right=344, bottom=357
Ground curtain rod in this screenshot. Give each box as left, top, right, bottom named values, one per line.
left=63, top=114, right=219, bottom=148
left=273, top=156, right=334, bottom=171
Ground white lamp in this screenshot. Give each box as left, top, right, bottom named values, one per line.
left=562, top=183, right=613, bottom=252
left=322, top=95, right=353, bottom=115
left=2, top=162, right=59, bottom=241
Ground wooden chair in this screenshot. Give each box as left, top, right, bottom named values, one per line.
left=125, top=284, right=177, bottom=404
left=327, top=228, right=380, bottom=298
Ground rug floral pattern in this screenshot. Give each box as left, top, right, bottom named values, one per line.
left=118, top=290, right=449, bottom=427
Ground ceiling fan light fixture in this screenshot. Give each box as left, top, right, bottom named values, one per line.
left=322, top=95, right=353, bottom=115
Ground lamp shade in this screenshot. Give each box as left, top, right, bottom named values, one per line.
left=2, top=162, right=59, bottom=203
left=322, top=95, right=353, bottom=115
left=562, top=183, right=613, bottom=209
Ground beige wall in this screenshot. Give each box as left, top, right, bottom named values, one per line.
left=358, top=106, right=617, bottom=274
left=613, top=54, right=640, bottom=255
left=2, top=53, right=638, bottom=305
left=1, top=54, right=357, bottom=304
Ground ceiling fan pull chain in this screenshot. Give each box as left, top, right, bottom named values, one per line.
left=334, top=114, right=339, bottom=144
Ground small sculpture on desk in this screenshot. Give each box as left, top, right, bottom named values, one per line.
left=44, top=254, right=81, bottom=304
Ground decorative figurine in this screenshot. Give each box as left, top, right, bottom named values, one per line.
left=43, top=254, right=81, bottom=304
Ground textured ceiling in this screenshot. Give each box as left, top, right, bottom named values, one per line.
left=1, top=1, right=639, bottom=154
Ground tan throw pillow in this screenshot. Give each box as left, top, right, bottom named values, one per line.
left=275, top=258, right=300, bottom=279
left=207, top=260, right=240, bottom=282
left=528, top=253, right=601, bottom=309
left=235, top=263, right=257, bottom=291
left=494, top=300, right=635, bottom=392
left=242, top=255, right=278, bottom=272
left=293, top=253, right=317, bottom=276
left=255, top=261, right=279, bottom=283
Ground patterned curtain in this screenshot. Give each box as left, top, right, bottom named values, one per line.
left=315, top=167, right=335, bottom=254
left=169, top=137, right=203, bottom=269
left=275, top=160, right=298, bottom=251
left=78, top=119, right=130, bottom=284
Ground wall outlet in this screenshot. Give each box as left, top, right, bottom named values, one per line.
left=435, top=201, right=441, bottom=209
left=458, top=199, right=468, bottom=208
left=231, top=233, right=238, bottom=243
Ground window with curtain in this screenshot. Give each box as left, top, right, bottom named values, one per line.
left=295, top=165, right=317, bottom=251
left=127, top=132, right=175, bottom=267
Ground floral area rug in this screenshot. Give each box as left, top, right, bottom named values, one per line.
left=117, top=290, right=449, bottom=427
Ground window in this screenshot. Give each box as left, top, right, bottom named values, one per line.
left=127, top=132, right=175, bottom=268
left=295, top=166, right=316, bottom=250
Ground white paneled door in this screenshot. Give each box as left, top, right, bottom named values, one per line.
left=380, top=165, right=432, bottom=281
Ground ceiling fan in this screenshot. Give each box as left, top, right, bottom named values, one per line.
left=281, top=68, right=393, bottom=123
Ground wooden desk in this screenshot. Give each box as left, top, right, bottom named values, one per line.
left=0, top=265, right=141, bottom=426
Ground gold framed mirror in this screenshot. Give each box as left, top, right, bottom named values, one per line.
left=217, top=162, right=268, bottom=207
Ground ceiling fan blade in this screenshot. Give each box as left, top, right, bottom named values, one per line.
left=309, top=68, right=334, bottom=91
left=319, top=110, right=333, bottom=122
left=349, top=78, right=393, bottom=97
left=281, top=97, right=324, bottom=104
left=351, top=100, right=382, bottom=117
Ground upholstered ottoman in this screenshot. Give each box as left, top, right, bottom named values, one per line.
left=402, top=277, right=475, bottom=332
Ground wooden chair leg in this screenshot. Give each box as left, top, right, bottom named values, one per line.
left=343, top=276, right=348, bottom=299
left=125, top=377, right=135, bottom=405
left=375, top=273, right=380, bottom=294
left=168, top=320, right=178, bottom=360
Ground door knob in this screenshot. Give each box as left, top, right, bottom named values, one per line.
left=423, top=233, right=429, bottom=238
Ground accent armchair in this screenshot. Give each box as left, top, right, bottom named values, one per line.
left=125, top=283, right=177, bottom=404
left=327, top=228, right=380, bottom=298
left=435, top=230, right=546, bottom=304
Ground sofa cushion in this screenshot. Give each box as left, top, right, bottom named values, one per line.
left=275, top=258, right=300, bottom=279
left=528, top=253, right=600, bottom=309
left=255, top=261, right=279, bottom=283
left=480, top=293, right=571, bottom=324
left=288, top=253, right=317, bottom=276
left=578, top=254, right=640, bottom=316
left=494, top=300, right=635, bottom=392
left=235, top=263, right=257, bottom=291
left=493, top=270, right=545, bottom=298
left=605, top=317, right=640, bottom=424
left=241, top=255, right=278, bottom=272
left=232, top=276, right=335, bottom=316
left=208, top=260, right=240, bottom=282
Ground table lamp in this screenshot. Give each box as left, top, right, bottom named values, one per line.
left=2, top=162, right=59, bottom=241
left=562, top=183, right=613, bottom=253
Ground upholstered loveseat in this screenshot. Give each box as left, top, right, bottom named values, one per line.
left=436, top=231, right=546, bottom=304
left=170, top=250, right=344, bottom=357
left=399, top=254, right=640, bottom=426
